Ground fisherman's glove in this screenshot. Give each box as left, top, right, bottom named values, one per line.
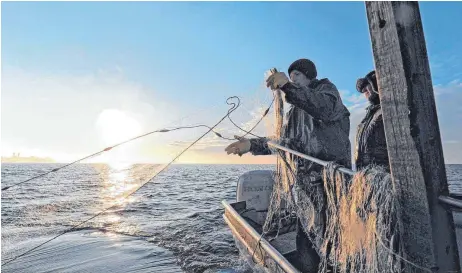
left=225, top=135, right=251, bottom=156
left=266, top=72, right=289, bottom=90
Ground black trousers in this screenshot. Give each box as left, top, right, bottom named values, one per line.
left=294, top=220, right=320, bottom=273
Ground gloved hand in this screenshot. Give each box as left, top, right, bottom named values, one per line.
left=225, top=135, right=251, bottom=156
left=266, top=72, right=289, bottom=90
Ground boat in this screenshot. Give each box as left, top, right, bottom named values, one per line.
left=222, top=142, right=462, bottom=272
left=222, top=169, right=300, bottom=273
left=221, top=2, right=462, bottom=272
left=221, top=141, right=357, bottom=273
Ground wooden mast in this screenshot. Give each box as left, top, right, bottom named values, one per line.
left=365, top=1, right=460, bottom=272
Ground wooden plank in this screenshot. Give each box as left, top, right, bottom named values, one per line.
left=224, top=209, right=291, bottom=272
left=225, top=209, right=265, bottom=263
left=365, top=2, right=460, bottom=272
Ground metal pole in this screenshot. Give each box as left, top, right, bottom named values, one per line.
left=267, top=141, right=355, bottom=176
left=439, top=196, right=462, bottom=210
left=267, top=141, right=462, bottom=212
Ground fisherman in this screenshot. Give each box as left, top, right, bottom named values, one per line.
left=225, top=59, right=351, bottom=272
left=354, top=70, right=390, bottom=171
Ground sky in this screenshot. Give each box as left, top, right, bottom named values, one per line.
left=1, top=1, right=462, bottom=164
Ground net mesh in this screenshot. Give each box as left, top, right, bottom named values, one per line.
left=320, top=164, right=402, bottom=273
left=262, top=86, right=405, bottom=272
left=264, top=157, right=404, bottom=272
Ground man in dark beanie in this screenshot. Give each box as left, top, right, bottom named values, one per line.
left=354, top=70, right=389, bottom=170
left=288, top=58, right=317, bottom=81
left=226, top=58, right=351, bottom=272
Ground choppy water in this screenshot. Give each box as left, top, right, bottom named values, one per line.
left=2, top=163, right=462, bottom=272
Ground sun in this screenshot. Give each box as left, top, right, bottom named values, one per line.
left=95, top=109, right=143, bottom=146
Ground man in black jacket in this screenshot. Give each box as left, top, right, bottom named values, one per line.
left=226, top=59, right=351, bottom=272
left=354, top=70, right=390, bottom=171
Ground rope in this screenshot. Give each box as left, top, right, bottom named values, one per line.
left=251, top=233, right=266, bottom=264
left=374, top=230, right=434, bottom=273
left=2, top=94, right=276, bottom=192
left=228, top=97, right=274, bottom=139
left=1, top=110, right=240, bottom=191
left=1, top=96, right=242, bottom=267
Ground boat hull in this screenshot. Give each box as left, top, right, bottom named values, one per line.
left=222, top=200, right=300, bottom=273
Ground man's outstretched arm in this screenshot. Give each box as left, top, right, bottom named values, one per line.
left=248, top=137, right=272, bottom=155
left=225, top=136, right=272, bottom=156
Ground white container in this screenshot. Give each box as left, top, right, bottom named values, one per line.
left=236, top=170, right=274, bottom=212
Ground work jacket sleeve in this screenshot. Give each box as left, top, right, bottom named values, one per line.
left=249, top=138, right=272, bottom=155
left=355, top=107, right=390, bottom=170
left=281, top=81, right=342, bottom=122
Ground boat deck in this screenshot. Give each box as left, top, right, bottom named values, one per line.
left=225, top=198, right=462, bottom=272
left=223, top=200, right=301, bottom=273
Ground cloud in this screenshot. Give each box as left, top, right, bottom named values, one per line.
left=166, top=96, right=275, bottom=153
left=434, top=79, right=462, bottom=95
left=339, top=89, right=364, bottom=105
left=3, top=66, right=460, bottom=164
left=1, top=66, right=277, bottom=163
left=1, top=67, right=184, bottom=161
left=340, top=89, right=369, bottom=157
left=430, top=54, right=462, bottom=84
left=433, top=80, right=462, bottom=164
left=170, top=80, right=462, bottom=164
left=170, top=136, right=228, bottom=151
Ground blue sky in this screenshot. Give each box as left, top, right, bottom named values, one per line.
left=2, top=2, right=462, bottom=164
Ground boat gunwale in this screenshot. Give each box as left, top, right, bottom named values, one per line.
left=222, top=200, right=300, bottom=273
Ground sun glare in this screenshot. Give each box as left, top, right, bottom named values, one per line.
left=95, top=109, right=144, bottom=165
left=96, top=109, right=143, bottom=146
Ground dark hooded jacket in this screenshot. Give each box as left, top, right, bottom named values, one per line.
left=354, top=103, right=389, bottom=170
left=247, top=78, right=351, bottom=257
left=354, top=70, right=390, bottom=171
left=248, top=78, right=352, bottom=178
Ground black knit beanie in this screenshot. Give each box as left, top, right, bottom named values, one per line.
left=356, top=70, right=378, bottom=93
left=288, top=59, right=317, bottom=80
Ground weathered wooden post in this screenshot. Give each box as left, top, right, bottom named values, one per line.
left=365, top=1, right=460, bottom=272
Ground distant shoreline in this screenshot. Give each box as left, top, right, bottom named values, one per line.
left=1, top=157, right=55, bottom=163
left=0, top=161, right=277, bottom=165
left=1, top=161, right=461, bottom=166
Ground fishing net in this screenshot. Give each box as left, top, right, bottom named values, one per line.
left=261, top=83, right=405, bottom=272
left=261, top=88, right=297, bottom=236
left=319, top=164, right=402, bottom=273
left=264, top=154, right=405, bottom=272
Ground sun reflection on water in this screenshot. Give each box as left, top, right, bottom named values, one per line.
left=96, top=161, right=141, bottom=236
left=102, top=161, right=139, bottom=206
left=93, top=161, right=163, bottom=238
